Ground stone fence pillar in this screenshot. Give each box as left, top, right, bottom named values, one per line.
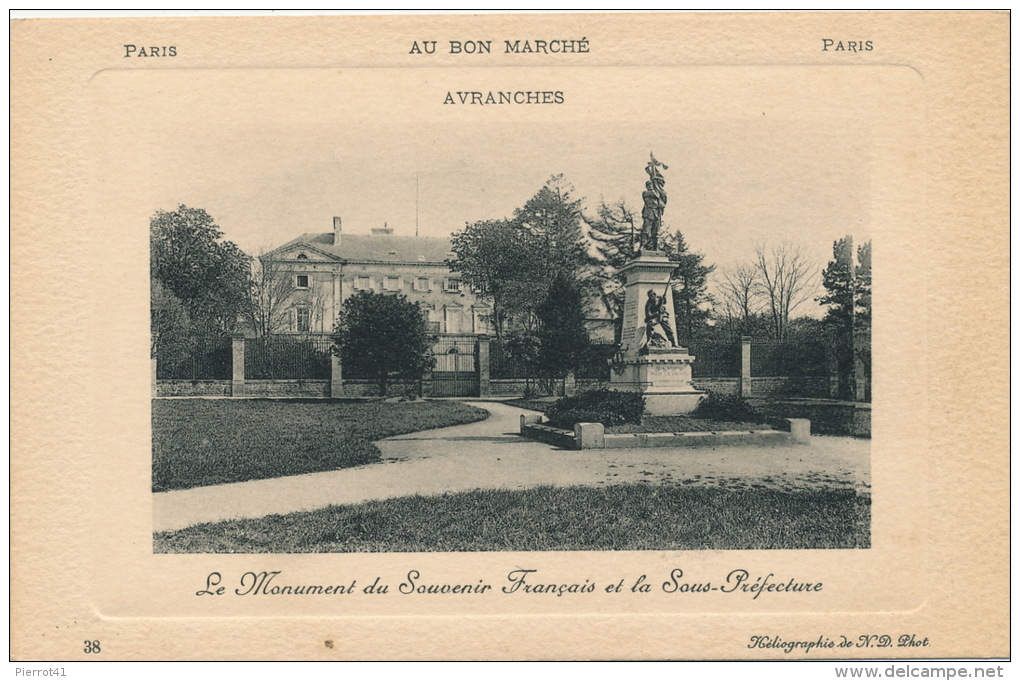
left=330, top=353, right=343, bottom=398
left=477, top=335, right=491, bottom=397
left=231, top=335, right=246, bottom=397
left=564, top=370, right=577, bottom=397
left=151, top=334, right=158, bottom=398
left=740, top=337, right=752, bottom=398
left=854, top=358, right=867, bottom=402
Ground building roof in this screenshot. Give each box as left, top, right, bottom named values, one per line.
left=274, top=232, right=456, bottom=264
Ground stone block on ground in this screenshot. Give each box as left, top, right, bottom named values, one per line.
left=574, top=422, right=605, bottom=450
left=787, top=418, right=811, bottom=444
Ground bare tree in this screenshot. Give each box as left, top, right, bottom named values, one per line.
left=716, top=262, right=761, bottom=324
left=303, top=284, right=334, bottom=336
left=753, top=241, right=817, bottom=340
left=245, top=252, right=298, bottom=338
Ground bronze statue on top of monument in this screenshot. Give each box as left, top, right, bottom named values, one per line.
left=639, top=152, right=668, bottom=252
left=608, top=150, right=704, bottom=413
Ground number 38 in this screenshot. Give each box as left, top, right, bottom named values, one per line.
left=84, top=640, right=101, bottom=653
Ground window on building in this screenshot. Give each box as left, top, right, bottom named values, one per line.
left=383, top=275, right=401, bottom=291
left=296, top=253, right=309, bottom=260
left=414, top=276, right=431, bottom=292
left=472, top=308, right=492, bottom=334
left=444, top=307, right=462, bottom=334
left=295, top=274, right=310, bottom=289
left=296, top=307, right=311, bottom=333
left=444, top=277, right=462, bottom=293
left=354, top=275, right=372, bottom=290
left=422, top=305, right=439, bottom=332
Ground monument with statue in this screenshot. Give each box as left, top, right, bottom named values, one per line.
left=610, top=153, right=706, bottom=414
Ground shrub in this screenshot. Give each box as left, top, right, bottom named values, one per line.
left=693, top=393, right=762, bottom=422
left=545, top=388, right=644, bottom=429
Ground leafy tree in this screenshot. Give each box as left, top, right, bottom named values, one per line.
left=500, top=329, right=542, bottom=396
left=448, top=219, right=546, bottom=339
left=585, top=198, right=640, bottom=342
left=150, top=279, right=194, bottom=361
left=585, top=198, right=639, bottom=270
left=535, top=274, right=591, bottom=380
left=660, top=230, right=715, bottom=343
left=150, top=205, right=251, bottom=333
left=819, top=236, right=872, bottom=399
left=513, top=175, right=593, bottom=274
left=449, top=175, right=598, bottom=339
left=332, top=291, right=434, bottom=397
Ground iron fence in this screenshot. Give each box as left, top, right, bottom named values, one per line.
left=489, top=339, right=532, bottom=379
left=687, top=341, right=741, bottom=378
left=244, top=335, right=332, bottom=380
left=489, top=339, right=618, bottom=380
left=575, top=343, right=618, bottom=380
left=155, top=335, right=232, bottom=380
left=750, top=340, right=830, bottom=377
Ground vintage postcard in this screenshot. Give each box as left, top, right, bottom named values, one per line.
left=10, top=11, right=1009, bottom=661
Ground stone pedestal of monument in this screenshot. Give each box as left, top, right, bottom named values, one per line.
left=610, top=251, right=706, bottom=415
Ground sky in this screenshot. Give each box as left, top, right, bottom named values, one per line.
left=108, top=67, right=880, bottom=317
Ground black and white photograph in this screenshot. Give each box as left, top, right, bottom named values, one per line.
left=147, top=114, right=874, bottom=554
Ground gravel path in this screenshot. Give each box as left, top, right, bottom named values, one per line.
left=152, top=401, right=870, bottom=532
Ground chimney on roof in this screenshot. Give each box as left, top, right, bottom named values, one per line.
left=372, top=221, right=394, bottom=236
left=333, top=216, right=342, bottom=246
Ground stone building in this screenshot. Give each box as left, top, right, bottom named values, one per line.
left=263, top=217, right=492, bottom=337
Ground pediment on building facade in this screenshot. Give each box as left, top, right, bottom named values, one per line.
left=267, top=243, right=343, bottom=263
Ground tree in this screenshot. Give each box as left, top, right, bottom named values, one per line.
left=585, top=198, right=639, bottom=270
left=244, top=252, right=334, bottom=338
left=150, top=205, right=251, bottom=333
left=819, top=236, right=872, bottom=399
left=150, top=279, right=193, bottom=359
left=332, top=291, right=434, bottom=397
left=585, top=198, right=640, bottom=342
left=660, top=230, right=715, bottom=343
left=717, top=264, right=759, bottom=322
left=587, top=203, right=715, bottom=344
left=245, top=253, right=299, bottom=338
left=753, top=241, right=817, bottom=340
left=448, top=219, right=546, bottom=339
left=448, top=176, right=598, bottom=339
left=535, top=274, right=591, bottom=381
left=513, top=175, right=595, bottom=282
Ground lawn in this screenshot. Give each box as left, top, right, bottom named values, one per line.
left=152, top=399, right=489, bottom=492
left=503, top=397, right=559, bottom=413
left=154, top=484, right=870, bottom=552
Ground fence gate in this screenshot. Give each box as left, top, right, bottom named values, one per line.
left=431, top=336, right=479, bottom=397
